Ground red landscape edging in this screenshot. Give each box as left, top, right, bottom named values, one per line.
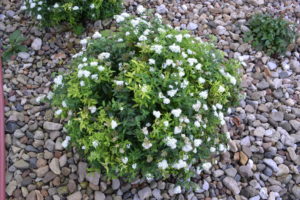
left=0, top=51, right=6, bottom=199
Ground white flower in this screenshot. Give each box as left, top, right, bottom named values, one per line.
left=165, top=136, right=177, bottom=149
left=98, top=52, right=110, bottom=60
left=174, top=126, right=182, bottom=134
left=167, top=89, right=178, bottom=97
left=198, top=77, right=205, bottom=84
left=92, top=31, right=102, bottom=39
left=173, top=160, right=187, bottom=169
left=73, top=6, right=79, bottom=11
left=36, top=95, right=46, bottom=103
left=122, top=157, right=128, bottom=164
left=163, top=121, right=169, bottom=127
left=194, top=120, right=201, bottom=127
left=187, top=49, right=194, bottom=55
left=169, top=44, right=181, bottom=53
left=131, top=19, right=139, bottom=27
left=182, top=143, right=193, bottom=152
left=78, top=70, right=91, bottom=78
left=180, top=79, right=188, bottom=88
left=121, top=12, right=130, bottom=18
left=210, top=147, right=216, bottom=153
left=37, top=15, right=42, bottom=20
left=195, top=63, right=202, bottom=70
left=30, top=2, right=36, bottom=8
left=199, top=90, right=208, bottom=99
left=149, top=59, right=156, bottom=65
left=92, top=140, right=99, bottom=148
left=91, top=74, right=98, bottom=80
left=55, top=109, right=62, bottom=115
left=187, top=58, right=198, bottom=66
left=53, top=3, right=59, bottom=8
left=153, top=111, right=161, bottom=118
left=151, top=45, right=163, bottom=54
left=98, top=66, right=105, bottom=71
left=175, top=34, right=183, bottom=42
left=47, top=92, right=54, bottom=100
left=90, top=61, right=98, bottom=66
left=202, top=162, right=212, bottom=171
left=80, top=81, right=85, bottom=86
left=115, top=15, right=125, bottom=23
left=194, top=139, right=202, bottom=147
left=90, top=3, right=95, bottom=8
left=54, top=75, right=63, bottom=86
left=142, top=138, right=152, bottom=149
left=89, top=106, right=97, bottom=113
left=139, top=35, right=147, bottom=41
left=219, top=144, right=226, bottom=152
left=114, top=80, right=124, bottom=86
left=61, top=136, right=71, bottom=148
left=182, top=52, right=187, bottom=58
left=218, top=85, right=225, bottom=93
left=142, top=127, right=148, bottom=135
left=132, top=163, right=137, bottom=169
left=163, top=98, right=170, bottom=104
left=216, top=103, right=223, bottom=109
left=158, top=160, right=168, bottom=170
left=192, top=100, right=201, bottom=112
left=80, top=39, right=87, bottom=46
left=173, top=186, right=182, bottom=194
left=111, top=120, right=118, bottom=129
left=61, top=101, right=67, bottom=108
left=171, top=108, right=182, bottom=117
left=137, top=5, right=146, bottom=14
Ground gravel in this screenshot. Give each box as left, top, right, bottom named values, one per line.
left=3, top=0, right=300, bottom=199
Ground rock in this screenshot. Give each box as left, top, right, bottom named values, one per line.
left=229, top=140, right=238, bottom=152
left=6, top=180, right=17, bottom=196
left=270, top=112, right=284, bottom=122
left=112, top=179, right=120, bottom=190
left=6, top=122, right=19, bottom=133
left=267, top=61, right=277, bottom=70
left=254, top=127, right=265, bottom=137
left=34, top=130, right=44, bottom=140
left=187, top=22, right=198, bottom=31
left=290, top=59, right=300, bottom=73
left=156, top=4, right=168, bottom=14
left=292, top=185, right=300, bottom=199
left=95, top=191, right=105, bottom=200
left=240, top=151, right=248, bottom=165
left=68, top=180, right=77, bottom=193
left=43, top=122, right=63, bottom=131
left=49, top=158, right=61, bottom=175
left=239, top=166, right=253, bottom=177
left=225, top=168, right=237, bottom=177
left=86, top=172, right=101, bottom=185
left=78, top=162, right=87, bottom=182
left=18, top=52, right=30, bottom=59
left=138, top=187, right=152, bottom=200
left=36, top=166, right=49, bottom=177
left=26, top=190, right=36, bottom=200
left=202, top=180, right=209, bottom=190
left=290, top=120, right=300, bottom=130
left=223, top=177, right=240, bottom=194
left=276, top=164, right=289, bottom=176
left=213, top=169, right=224, bottom=178
left=152, top=189, right=162, bottom=200
left=240, top=136, right=251, bottom=146
left=45, top=139, right=55, bottom=151
left=67, top=191, right=82, bottom=200
left=43, top=171, right=56, bottom=183
left=13, top=129, right=25, bottom=138
left=287, top=147, right=300, bottom=165
left=263, top=159, right=278, bottom=172
left=14, top=159, right=30, bottom=169
left=241, top=186, right=259, bottom=198
left=22, top=177, right=33, bottom=186
left=31, top=38, right=42, bottom=51
left=216, top=26, right=228, bottom=35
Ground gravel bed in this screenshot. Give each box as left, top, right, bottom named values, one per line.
left=2, top=0, right=300, bottom=199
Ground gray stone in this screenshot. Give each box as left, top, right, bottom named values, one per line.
left=34, top=130, right=44, bottom=140
left=259, top=187, right=268, bottom=199
left=225, top=168, right=237, bottom=177
left=216, top=26, right=228, bottom=35
left=36, top=166, right=49, bottom=177
left=13, top=129, right=24, bottom=138
left=86, top=172, right=101, bottom=185
left=45, top=139, right=55, bottom=151
left=263, top=159, right=279, bottom=172
left=78, top=162, right=87, bottom=182
left=276, top=164, right=289, bottom=176
left=238, top=166, right=253, bottom=178
left=267, top=61, right=277, bottom=70
left=6, top=180, right=17, bottom=196
left=213, top=169, right=224, bottom=178
left=18, top=52, right=30, bottom=59
left=95, top=191, right=105, bottom=200
left=49, top=158, right=61, bottom=175
left=31, top=38, right=42, bottom=51
left=257, top=80, right=269, bottom=90
left=223, top=177, right=240, bottom=194
left=290, top=120, right=300, bottom=130
left=202, top=180, right=209, bottom=190
left=156, top=4, right=168, bottom=14
left=14, top=159, right=30, bottom=169
left=240, top=136, right=251, bottom=146
left=254, top=127, right=265, bottom=137
left=43, top=122, right=63, bottom=131
left=270, top=112, right=284, bottom=121
left=112, top=179, right=120, bottom=190
left=187, top=22, right=198, bottom=31
left=292, top=185, right=300, bottom=199
left=290, top=59, right=300, bottom=73
left=67, top=191, right=82, bottom=200
left=138, top=187, right=152, bottom=200
left=152, top=189, right=162, bottom=200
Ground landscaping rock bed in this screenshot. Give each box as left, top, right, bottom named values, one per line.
left=2, top=0, right=300, bottom=199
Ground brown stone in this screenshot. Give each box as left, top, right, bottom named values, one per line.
left=240, top=151, right=248, bottom=165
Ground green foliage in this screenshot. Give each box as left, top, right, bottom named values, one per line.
left=50, top=11, right=241, bottom=185
left=2, top=30, right=27, bottom=62
left=24, top=0, right=123, bottom=31
left=244, top=14, right=296, bottom=56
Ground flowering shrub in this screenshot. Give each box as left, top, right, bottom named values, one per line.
left=50, top=8, right=241, bottom=183
left=23, top=0, right=123, bottom=30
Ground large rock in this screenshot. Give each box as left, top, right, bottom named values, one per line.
left=43, top=122, right=63, bottom=131
left=94, top=191, right=105, bottom=200
left=31, top=38, right=42, bottom=51
left=49, top=158, right=61, bottom=175
left=223, top=177, right=240, bottom=194
left=138, top=187, right=152, bottom=200
left=14, top=159, right=30, bottom=169
left=67, top=191, right=82, bottom=200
